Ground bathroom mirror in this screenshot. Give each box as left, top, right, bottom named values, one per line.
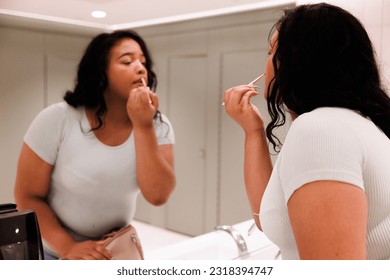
left=0, top=1, right=293, bottom=247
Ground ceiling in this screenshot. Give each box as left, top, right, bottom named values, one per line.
left=0, top=0, right=294, bottom=32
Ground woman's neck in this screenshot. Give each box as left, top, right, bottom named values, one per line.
left=86, top=99, right=131, bottom=128
left=86, top=101, right=133, bottom=146
left=103, top=94, right=131, bottom=125
left=105, top=102, right=131, bottom=125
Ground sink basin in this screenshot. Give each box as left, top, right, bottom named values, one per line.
left=146, top=230, right=240, bottom=260
left=145, top=220, right=281, bottom=260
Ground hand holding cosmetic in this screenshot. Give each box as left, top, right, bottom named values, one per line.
left=127, top=77, right=159, bottom=128
left=223, top=74, right=266, bottom=133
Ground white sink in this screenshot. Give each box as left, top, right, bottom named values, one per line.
left=145, top=220, right=281, bottom=260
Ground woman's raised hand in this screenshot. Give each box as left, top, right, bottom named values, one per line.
left=223, top=85, right=265, bottom=133
left=126, top=85, right=159, bottom=128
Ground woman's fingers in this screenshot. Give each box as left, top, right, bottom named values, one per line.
left=127, top=87, right=158, bottom=128
left=240, top=89, right=259, bottom=106
left=223, top=84, right=265, bottom=132
left=149, top=92, right=159, bottom=108
left=224, top=85, right=258, bottom=107
left=129, top=87, right=152, bottom=105
left=62, top=241, right=112, bottom=260
left=93, top=243, right=113, bottom=260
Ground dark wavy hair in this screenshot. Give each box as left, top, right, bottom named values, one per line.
left=266, top=3, right=390, bottom=151
left=64, top=30, right=158, bottom=130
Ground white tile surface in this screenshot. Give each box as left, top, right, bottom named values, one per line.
left=362, top=0, right=383, bottom=26
left=384, top=0, right=390, bottom=25
left=382, top=63, right=390, bottom=91
left=382, top=26, right=390, bottom=63
left=366, top=26, right=382, bottom=55
left=382, top=25, right=390, bottom=90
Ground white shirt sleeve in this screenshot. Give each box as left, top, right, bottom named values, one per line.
left=278, top=111, right=366, bottom=203
left=23, top=103, right=67, bottom=165
left=154, top=113, right=175, bottom=145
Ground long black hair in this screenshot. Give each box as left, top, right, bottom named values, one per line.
left=266, top=3, right=390, bottom=151
left=64, top=30, right=158, bottom=130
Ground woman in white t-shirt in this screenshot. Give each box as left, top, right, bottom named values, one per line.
left=14, top=30, right=176, bottom=260
left=223, top=3, right=390, bottom=259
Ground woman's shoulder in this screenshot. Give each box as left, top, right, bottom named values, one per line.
left=153, top=112, right=173, bottom=127
left=37, top=102, right=82, bottom=121
left=153, top=112, right=175, bottom=144
left=297, top=107, right=358, bottom=120
left=292, top=107, right=365, bottom=131
left=27, top=102, right=84, bottom=136
left=43, top=101, right=79, bottom=114
left=24, top=102, right=82, bottom=164
left=284, top=107, right=368, bottom=148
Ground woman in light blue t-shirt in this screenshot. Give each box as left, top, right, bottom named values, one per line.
left=14, top=30, right=176, bottom=260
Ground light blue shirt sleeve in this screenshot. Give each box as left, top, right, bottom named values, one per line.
left=154, top=113, right=175, bottom=145
left=23, top=103, right=67, bottom=165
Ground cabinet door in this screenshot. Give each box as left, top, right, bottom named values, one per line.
left=219, top=50, right=268, bottom=225
left=134, top=32, right=210, bottom=236
left=165, top=55, right=208, bottom=236
left=0, top=28, right=45, bottom=203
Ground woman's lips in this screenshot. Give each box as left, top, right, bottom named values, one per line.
left=133, top=78, right=146, bottom=86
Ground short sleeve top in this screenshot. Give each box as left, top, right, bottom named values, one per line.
left=24, top=102, right=175, bottom=254
left=260, top=107, right=390, bottom=259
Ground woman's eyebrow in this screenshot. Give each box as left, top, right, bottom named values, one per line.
left=118, top=52, right=134, bottom=59
left=118, top=52, right=145, bottom=59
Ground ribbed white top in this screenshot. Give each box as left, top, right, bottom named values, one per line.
left=260, top=107, right=390, bottom=259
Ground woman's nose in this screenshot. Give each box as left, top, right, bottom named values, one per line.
left=134, top=60, right=146, bottom=74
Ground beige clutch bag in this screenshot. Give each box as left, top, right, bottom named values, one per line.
left=99, top=225, right=144, bottom=260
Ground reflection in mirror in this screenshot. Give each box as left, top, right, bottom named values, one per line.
left=0, top=2, right=293, bottom=259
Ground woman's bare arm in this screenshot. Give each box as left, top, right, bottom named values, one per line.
left=14, top=143, right=111, bottom=259
left=288, top=180, right=367, bottom=259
